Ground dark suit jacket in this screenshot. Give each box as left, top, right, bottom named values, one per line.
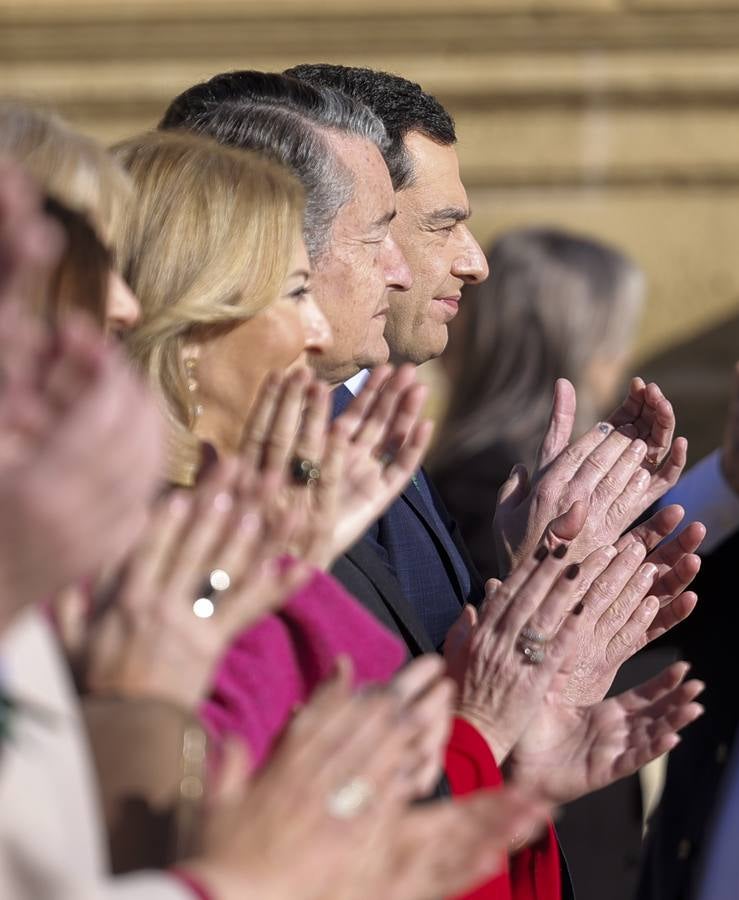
left=330, top=384, right=485, bottom=656
left=638, top=529, right=739, bottom=900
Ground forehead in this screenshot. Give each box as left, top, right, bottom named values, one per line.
left=327, top=132, right=394, bottom=226
left=400, top=131, right=468, bottom=213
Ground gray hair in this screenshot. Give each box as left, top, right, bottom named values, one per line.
left=160, top=71, right=389, bottom=260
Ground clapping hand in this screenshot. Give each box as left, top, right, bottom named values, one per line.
left=505, top=662, right=704, bottom=806
left=237, top=365, right=432, bottom=569
left=494, top=378, right=687, bottom=576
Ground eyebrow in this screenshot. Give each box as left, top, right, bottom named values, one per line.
left=427, top=206, right=471, bottom=224
left=371, top=208, right=397, bottom=229
left=289, top=268, right=311, bottom=280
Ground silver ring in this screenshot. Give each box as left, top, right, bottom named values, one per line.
left=520, top=626, right=547, bottom=645
left=326, top=777, right=374, bottom=820
left=520, top=644, right=546, bottom=665
left=291, top=456, right=321, bottom=488
left=192, top=568, right=232, bottom=619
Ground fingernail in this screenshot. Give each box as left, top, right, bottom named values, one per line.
left=534, top=546, right=549, bottom=562
left=553, top=543, right=568, bottom=559
left=565, top=564, right=580, bottom=580
left=572, top=601, right=585, bottom=616
left=604, top=546, right=618, bottom=559
left=629, top=438, right=647, bottom=455
left=627, top=542, right=647, bottom=559
left=640, top=563, right=658, bottom=579
left=213, top=491, right=234, bottom=513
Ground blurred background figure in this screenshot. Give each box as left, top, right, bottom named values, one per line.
left=431, top=226, right=645, bottom=580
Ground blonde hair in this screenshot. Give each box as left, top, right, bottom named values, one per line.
left=112, top=130, right=304, bottom=485
left=0, top=101, right=132, bottom=254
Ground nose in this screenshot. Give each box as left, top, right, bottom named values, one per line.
left=300, top=295, right=333, bottom=353
left=452, top=227, right=489, bottom=285
left=383, top=233, right=413, bottom=292
left=106, top=271, right=141, bottom=332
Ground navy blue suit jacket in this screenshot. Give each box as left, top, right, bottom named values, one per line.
left=330, top=383, right=485, bottom=655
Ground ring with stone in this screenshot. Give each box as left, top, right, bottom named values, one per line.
left=192, top=568, right=231, bottom=619
left=291, top=456, right=321, bottom=488
left=325, top=776, right=375, bottom=820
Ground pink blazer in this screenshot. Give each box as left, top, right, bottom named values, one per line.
left=200, top=564, right=406, bottom=768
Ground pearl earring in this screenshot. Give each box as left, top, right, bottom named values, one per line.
left=185, top=357, right=203, bottom=419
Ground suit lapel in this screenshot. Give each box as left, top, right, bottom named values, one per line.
left=400, top=478, right=470, bottom=603
left=343, top=540, right=436, bottom=655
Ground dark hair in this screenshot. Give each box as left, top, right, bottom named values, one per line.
left=44, top=196, right=110, bottom=327
left=285, top=64, right=456, bottom=190
left=160, top=70, right=387, bottom=259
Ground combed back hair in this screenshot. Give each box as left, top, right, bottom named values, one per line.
left=0, top=101, right=132, bottom=258
left=111, top=130, right=304, bottom=486
left=285, top=64, right=456, bottom=190
left=431, top=227, right=645, bottom=477
left=159, top=70, right=388, bottom=260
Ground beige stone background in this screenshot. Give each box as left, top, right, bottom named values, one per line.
left=4, top=0, right=739, bottom=458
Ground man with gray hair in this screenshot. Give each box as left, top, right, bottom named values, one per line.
left=161, top=72, right=411, bottom=385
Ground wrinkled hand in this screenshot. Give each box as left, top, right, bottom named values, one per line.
left=445, top=542, right=616, bottom=764
left=563, top=508, right=703, bottom=705
left=505, top=662, right=704, bottom=805
left=238, top=365, right=432, bottom=569
left=494, top=379, right=687, bottom=576
left=189, top=658, right=549, bottom=900
left=75, top=458, right=309, bottom=709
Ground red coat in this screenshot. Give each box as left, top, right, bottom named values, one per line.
left=446, top=718, right=561, bottom=900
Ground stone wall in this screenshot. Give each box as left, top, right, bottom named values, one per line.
left=3, top=0, right=739, bottom=455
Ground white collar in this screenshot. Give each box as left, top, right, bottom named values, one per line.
left=343, top=368, right=371, bottom=397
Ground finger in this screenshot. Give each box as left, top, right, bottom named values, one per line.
left=220, top=557, right=312, bottom=633
left=527, top=544, right=617, bottom=636
left=642, top=383, right=675, bottom=465
left=646, top=522, right=706, bottom=570
left=535, top=378, right=576, bottom=472
left=294, top=378, right=330, bottom=465
left=494, top=545, right=574, bottom=639
left=596, top=559, right=658, bottom=637
left=541, top=419, right=615, bottom=484
left=352, top=364, right=417, bottom=451
left=382, top=419, right=433, bottom=492
left=619, top=661, right=691, bottom=711
left=606, top=594, right=660, bottom=660
left=377, top=383, right=428, bottom=459
left=334, top=364, right=393, bottom=437
left=118, top=491, right=194, bottom=609
left=608, top=376, right=646, bottom=428
left=260, top=368, right=311, bottom=474
left=645, top=591, right=698, bottom=643
left=652, top=553, right=701, bottom=604
left=544, top=497, right=588, bottom=545
left=615, top=504, right=686, bottom=554
left=239, top=371, right=284, bottom=469
left=567, top=426, right=640, bottom=497
left=392, top=655, right=446, bottom=704
left=496, top=463, right=529, bottom=511
left=650, top=438, right=688, bottom=496
left=580, top=542, right=646, bottom=621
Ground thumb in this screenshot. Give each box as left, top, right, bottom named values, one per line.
left=496, top=463, right=529, bottom=511
left=546, top=497, right=588, bottom=545
left=444, top=604, right=478, bottom=671
left=536, top=378, right=576, bottom=472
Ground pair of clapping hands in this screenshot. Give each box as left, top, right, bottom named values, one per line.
left=446, top=376, right=706, bottom=806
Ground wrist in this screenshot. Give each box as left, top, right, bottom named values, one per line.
left=455, top=705, right=510, bottom=764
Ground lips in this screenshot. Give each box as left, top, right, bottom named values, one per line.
left=373, top=306, right=390, bottom=318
